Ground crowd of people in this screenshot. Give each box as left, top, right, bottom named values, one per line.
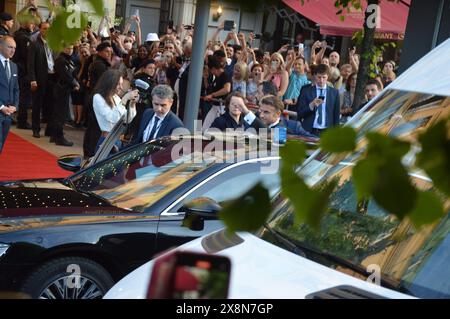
left=0, top=1, right=397, bottom=157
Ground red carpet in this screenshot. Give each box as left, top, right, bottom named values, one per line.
left=0, top=132, right=71, bottom=181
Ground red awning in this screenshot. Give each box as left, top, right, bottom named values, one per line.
left=283, top=0, right=410, bottom=40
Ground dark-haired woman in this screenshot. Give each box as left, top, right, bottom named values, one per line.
left=92, top=69, right=139, bottom=152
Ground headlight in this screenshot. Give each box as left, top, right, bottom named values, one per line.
left=0, top=244, right=10, bottom=258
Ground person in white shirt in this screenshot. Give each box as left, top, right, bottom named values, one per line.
left=92, top=69, right=139, bottom=153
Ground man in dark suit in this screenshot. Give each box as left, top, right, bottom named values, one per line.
left=0, top=36, right=19, bottom=153
left=13, top=20, right=34, bottom=130
left=132, top=84, right=184, bottom=145
left=296, top=64, right=340, bottom=135
left=239, top=95, right=317, bottom=138
left=27, top=21, right=55, bottom=138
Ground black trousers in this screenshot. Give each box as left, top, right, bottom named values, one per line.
left=83, top=97, right=101, bottom=157
left=17, top=75, right=31, bottom=126
left=32, top=74, right=55, bottom=133
left=51, top=89, right=70, bottom=140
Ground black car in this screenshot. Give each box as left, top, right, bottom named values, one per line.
left=0, top=134, right=281, bottom=299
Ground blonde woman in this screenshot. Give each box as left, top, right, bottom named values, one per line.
left=232, top=61, right=248, bottom=98
left=264, top=52, right=289, bottom=97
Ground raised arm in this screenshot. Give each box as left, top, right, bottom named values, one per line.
left=285, top=50, right=296, bottom=74
left=210, top=21, right=224, bottom=42
left=135, top=16, right=142, bottom=47
left=315, top=41, right=327, bottom=64
left=310, top=40, right=321, bottom=66
left=349, top=47, right=359, bottom=72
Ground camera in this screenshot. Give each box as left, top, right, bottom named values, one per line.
left=132, top=79, right=151, bottom=103
left=254, top=34, right=261, bottom=40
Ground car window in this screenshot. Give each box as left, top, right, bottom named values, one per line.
left=173, top=160, right=280, bottom=211
left=262, top=89, right=450, bottom=298
left=70, top=141, right=225, bottom=212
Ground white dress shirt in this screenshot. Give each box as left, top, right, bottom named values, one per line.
left=0, top=53, right=11, bottom=111
left=313, top=86, right=327, bottom=129
left=93, top=94, right=136, bottom=132
left=142, top=112, right=169, bottom=142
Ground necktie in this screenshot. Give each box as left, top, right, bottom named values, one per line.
left=147, top=117, right=160, bottom=141
left=317, top=88, right=324, bottom=126
left=4, top=60, right=11, bottom=81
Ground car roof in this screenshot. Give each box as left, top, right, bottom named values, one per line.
left=389, top=37, right=450, bottom=97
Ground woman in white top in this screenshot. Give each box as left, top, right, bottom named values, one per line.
left=93, top=69, right=139, bottom=152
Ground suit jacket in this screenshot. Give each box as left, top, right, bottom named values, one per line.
left=178, top=63, right=190, bottom=121
left=27, top=36, right=53, bottom=85
left=132, top=109, right=184, bottom=145
left=54, top=53, right=78, bottom=94
left=12, top=28, right=32, bottom=76
left=0, top=59, right=20, bottom=110
left=296, top=84, right=340, bottom=133
left=276, top=117, right=318, bottom=138
left=88, top=55, right=111, bottom=91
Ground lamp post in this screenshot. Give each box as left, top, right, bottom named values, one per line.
left=183, top=0, right=211, bottom=132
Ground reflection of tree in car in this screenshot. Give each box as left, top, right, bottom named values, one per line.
left=269, top=181, right=400, bottom=262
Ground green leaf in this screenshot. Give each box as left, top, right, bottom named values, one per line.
left=320, top=126, right=357, bottom=153
left=280, top=140, right=307, bottom=167
left=87, top=0, right=104, bottom=16
left=339, top=15, right=346, bottom=22
left=372, top=160, right=418, bottom=220
left=281, top=169, right=337, bottom=231
left=47, top=10, right=88, bottom=51
left=352, top=158, right=380, bottom=201
left=409, top=191, right=445, bottom=228
left=366, top=132, right=411, bottom=159
left=218, top=183, right=271, bottom=232
left=416, top=120, right=450, bottom=196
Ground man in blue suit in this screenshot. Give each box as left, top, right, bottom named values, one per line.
left=296, top=64, right=340, bottom=135
left=0, top=36, right=19, bottom=153
left=240, top=95, right=317, bottom=138
left=132, top=84, right=184, bottom=145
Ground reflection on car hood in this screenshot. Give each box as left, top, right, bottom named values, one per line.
left=104, top=230, right=414, bottom=299
left=0, top=178, right=132, bottom=232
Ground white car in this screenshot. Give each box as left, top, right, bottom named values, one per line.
left=105, top=38, right=450, bottom=299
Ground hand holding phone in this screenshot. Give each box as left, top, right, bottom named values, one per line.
left=223, top=20, right=235, bottom=31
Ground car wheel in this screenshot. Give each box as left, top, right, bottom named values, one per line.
left=21, top=257, right=115, bottom=299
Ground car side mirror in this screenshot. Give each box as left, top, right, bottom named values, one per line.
left=57, top=154, right=83, bottom=172
left=180, top=197, right=222, bottom=231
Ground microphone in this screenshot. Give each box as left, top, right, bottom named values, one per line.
left=134, top=79, right=150, bottom=90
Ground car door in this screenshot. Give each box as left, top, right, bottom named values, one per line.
left=155, top=158, right=280, bottom=252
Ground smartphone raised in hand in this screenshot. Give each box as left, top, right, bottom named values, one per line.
left=223, top=20, right=235, bottom=31
left=147, top=251, right=231, bottom=299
